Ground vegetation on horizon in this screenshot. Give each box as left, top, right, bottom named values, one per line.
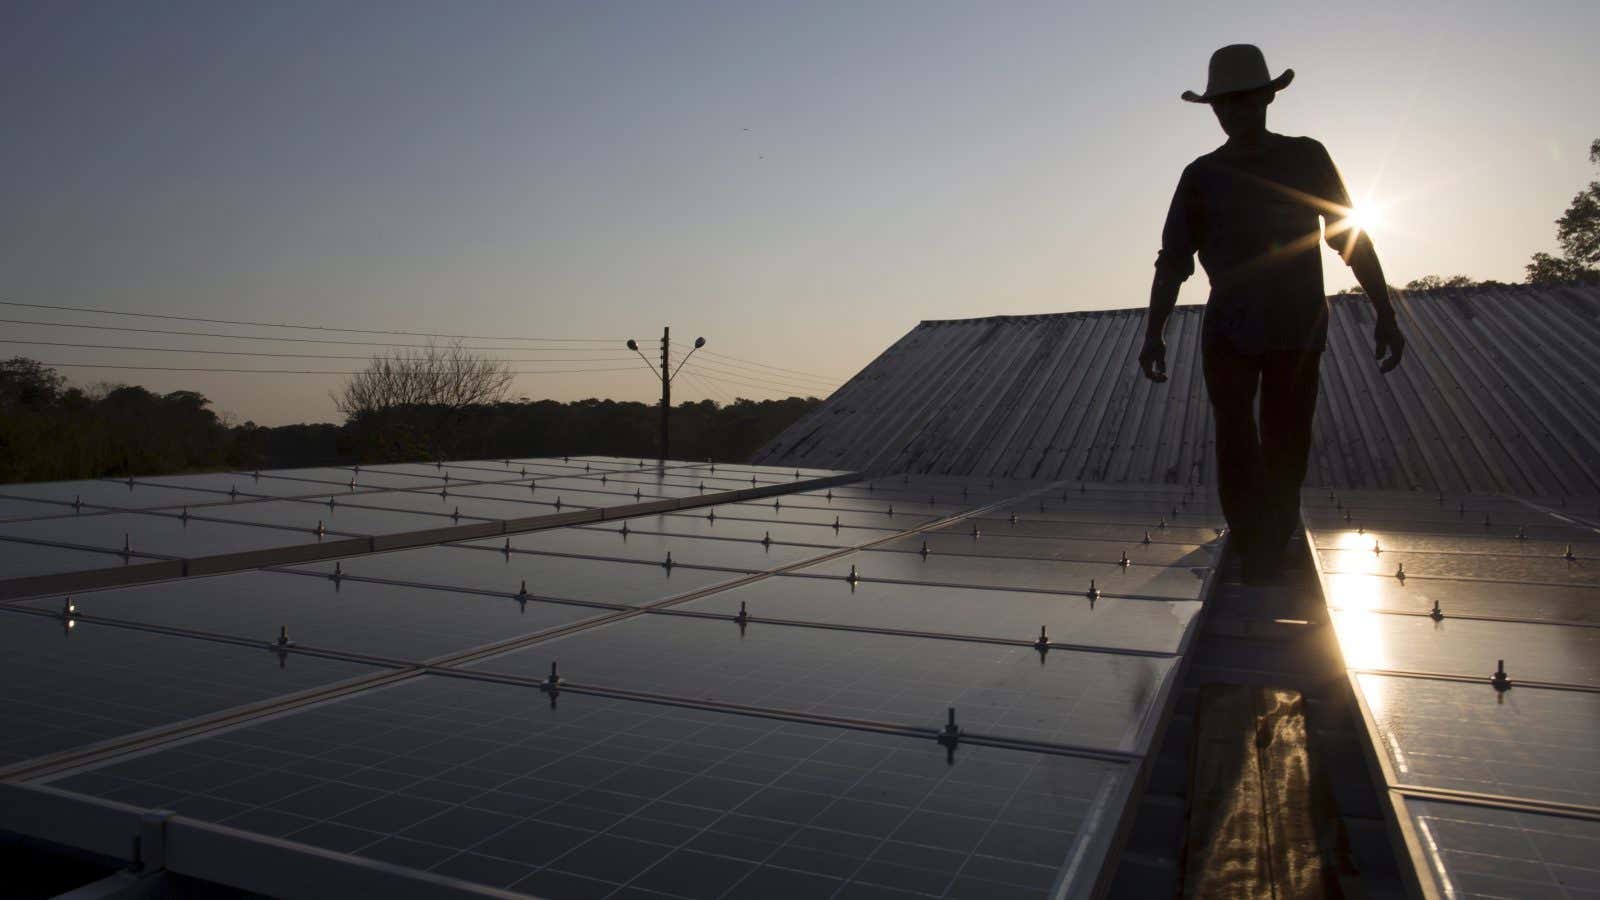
left=0, top=355, right=822, bottom=484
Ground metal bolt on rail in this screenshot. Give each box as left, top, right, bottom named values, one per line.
left=1564, top=544, right=1577, bottom=561
left=920, top=540, right=930, bottom=558
left=1429, top=599, right=1442, bottom=621
left=635, top=489, right=643, bottom=501
left=761, top=531, right=772, bottom=548
left=1142, top=531, right=1152, bottom=545
left=72, top=494, right=81, bottom=510
left=938, top=707, right=962, bottom=763
left=330, top=562, right=342, bottom=582
left=601, top=474, right=607, bottom=484
left=1009, top=513, right=1018, bottom=525
left=502, top=538, right=512, bottom=555
left=663, top=553, right=674, bottom=571
left=180, top=507, right=189, bottom=522
left=315, top=520, right=325, bottom=537
left=1087, top=580, right=1101, bottom=601
left=735, top=602, right=750, bottom=626
left=1120, top=551, right=1131, bottom=568
left=1034, top=626, right=1050, bottom=653
left=554, top=496, right=563, bottom=510
left=121, top=533, right=131, bottom=557
left=825, top=490, right=833, bottom=501
left=707, top=508, right=717, bottom=522
left=1395, top=563, right=1405, bottom=581
left=1491, top=659, right=1512, bottom=692
left=1516, top=526, right=1527, bottom=541
left=328, top=496, right=337, bottom=508
left=60, top=598, right=76, bottom=619
left=773, top=498, right=781, bottom=510
left=832, top=516, right=841, bottom=531
left=887, top=505, right=894, bottom=517
left=970, top=523, right=981, bottom=539
left=846, top=565, right=860, bottom=585
left=619, top=521, right=630, bottom=537
left=276, top=626, right=293, bottom=648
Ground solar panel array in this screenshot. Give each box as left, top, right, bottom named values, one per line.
left=0, top=459, right=1223, bottom=900
left=1304, top=489, right=1600, bottom=899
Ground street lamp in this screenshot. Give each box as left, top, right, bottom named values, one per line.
left=625, top=329, right=706, bottom=464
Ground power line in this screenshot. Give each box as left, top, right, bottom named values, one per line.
left=0, top=299, right=612, bottom=343
left=699, top=348, right=839, bottom=382
left=683, top=364, right=830, bottom=397
left=34, top=362, right=641, bottom=375
left=674, top=355, right=838, bottom=390
left=682, top=361, right=833, bottom=393
left=0, top=338, right=637, bottom=363
left=0, top=318, right=626, bottom=352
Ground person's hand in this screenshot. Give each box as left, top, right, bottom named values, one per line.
left=1139, top=334, right=1168, bottom=382
left=1374, top=314, right=1405, bottom=373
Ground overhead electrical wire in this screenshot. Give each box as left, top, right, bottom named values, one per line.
left=0, top=318, right=627, bottom=352
left=0, top=338, right=637, bottom=364
left=0, top=299, right=612, bottom=343
left=667, top=347, right=837, bottom=394
left=33, top=362, right=641, bottom=375
left=682, top=364, right=830, bottom=397
left=699, top=348, right=838, bottom=382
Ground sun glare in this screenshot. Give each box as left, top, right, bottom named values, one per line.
left=1346, top=203, right=1383, bottom=235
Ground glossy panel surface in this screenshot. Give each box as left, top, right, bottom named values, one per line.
left=0, top=541, right=160, bottom=579
left=294, top=546, right=732, bottom=606
left=464, top=528, right=823, bottom=570
left=1319, top=547, right=1600, bottom=587
left=945, top=518, right=1222, bottom=547
left=585, top=516, right=870, bottom=547
left=789, top=550, right=1210, bottom=600
left=1, top=480, right=234, bottom=510
left=25, top=572, right=603, bottom=662
left=1400, top=798, right=1600, bottom=900
left=1330, top=610, right=1600, bottom=686
left=0, top=513, right=324, bottom=558
left=1320, top=572, right=1600, bottom=624
left=685, top=577, right=1200, bottom=654
left=0, top=612, right=377, bottom=767
left=196, top=500, right=462, bottom=534
left=1356, top=674, right=1599, bottom=806
left=875, top=532, right=1216, bottom=567
left=472, top=615, right=1172, bottom=750
left=47, top=675, right=1125, bottom=900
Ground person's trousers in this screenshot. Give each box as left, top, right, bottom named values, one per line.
left=1202, top=344, right=1322, bottom=571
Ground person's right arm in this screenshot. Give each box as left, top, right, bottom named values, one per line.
left=1141, top=165, right=1196, bottom=382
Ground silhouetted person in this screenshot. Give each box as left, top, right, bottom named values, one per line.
left=1140, top=45, right=1405, bottom=583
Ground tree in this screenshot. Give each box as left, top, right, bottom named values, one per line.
left=1403, top=274, right=1479, bottom=291
left=1527, top=138, right=1600, bottom=284
left=335, top=342, right=513, bottom=417
left=335, top=343, right=514, bottom=460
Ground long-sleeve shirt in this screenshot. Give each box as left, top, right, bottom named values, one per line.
left=1156, top=133, right=1356, bottom=354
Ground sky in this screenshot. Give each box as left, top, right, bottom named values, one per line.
left=3, top=1, right=1596, bottom=425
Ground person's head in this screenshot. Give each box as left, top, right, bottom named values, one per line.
left=1210, top=85, right=1274, bottom=139
left=1181, top=44, right=1292, bottom=138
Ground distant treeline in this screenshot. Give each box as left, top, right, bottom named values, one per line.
left=0, top=358, right=821, bottom=484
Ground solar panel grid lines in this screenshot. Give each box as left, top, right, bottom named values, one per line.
left=39, top=676, right=1133, bottom=899
left=1303, top=491, right=1600, bottom=899
left=1, top=472, right=1220, bottom=899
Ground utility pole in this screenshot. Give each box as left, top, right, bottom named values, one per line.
left=659, top=326, right=670, bottom=465
left=626, top=329, right=706, bottom=466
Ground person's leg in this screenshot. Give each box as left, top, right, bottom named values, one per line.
left=1256, top=350, right=1322, bottom=572
left=1202, top=343, right=1266, bottom=565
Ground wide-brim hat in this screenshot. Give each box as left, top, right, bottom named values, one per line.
left=1181, top=44, right=1293, bottom=103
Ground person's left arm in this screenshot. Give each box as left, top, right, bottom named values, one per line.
left=1317, top=141, right=1405, bottom=373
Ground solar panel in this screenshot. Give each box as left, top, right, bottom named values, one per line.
left=0, top=541, right=161, bottom=579
left=0, top=479, right=240, bottom=510
left=0, top=468, right=1216, bottom=899
left=466, top=614, right=1174, bottom=751
left=45, top=674, right=1135, bottom=899
left=0, top=511, right=327, bottom=558
left=15, top=571, right=608, bottom=663
left=289, top=545, right=738, bottom=606
left=0, top=609, right=380, bottom=769
left=1304, top=487, right=1600, bottom=899
left=784, top=550, right=1209, bottom=601
left=683, top=578, right=1200, bottom=655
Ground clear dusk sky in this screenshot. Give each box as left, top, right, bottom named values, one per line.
left=4, top=1, right=1596, bottom=425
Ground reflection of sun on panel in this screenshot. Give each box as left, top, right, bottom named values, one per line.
left=1331, top=609, right=1391, bottom=671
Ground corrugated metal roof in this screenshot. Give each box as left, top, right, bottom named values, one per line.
left=754, top=283, right=1600, bottom=495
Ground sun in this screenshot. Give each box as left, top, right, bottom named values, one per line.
left=1346, top=203, right=1384, bottom=236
